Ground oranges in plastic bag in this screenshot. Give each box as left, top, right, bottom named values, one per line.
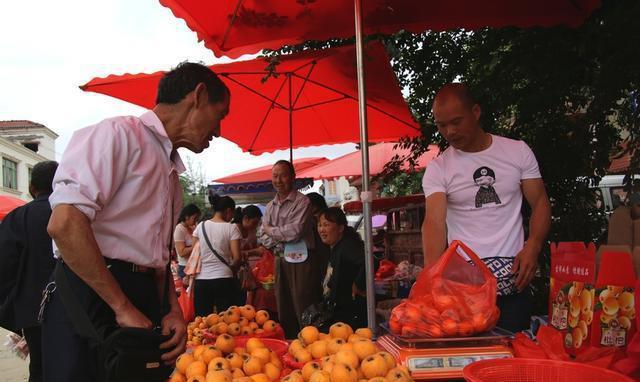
left=389, top=241, right=500, bottom=338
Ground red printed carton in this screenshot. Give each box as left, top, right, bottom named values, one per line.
left=549, top=242, right=596, bottom=355
left=591, top=251, right=636, bottom=349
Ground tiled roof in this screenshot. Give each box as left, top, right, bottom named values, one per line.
left=0, top=120, right=46, bottom=130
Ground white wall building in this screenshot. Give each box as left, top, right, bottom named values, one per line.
left=0, top=120, right=58, bottom=201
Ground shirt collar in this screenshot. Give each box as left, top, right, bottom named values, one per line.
left=273, top=190, right=298, bottom=206
left=140, top=111, right=186, bottom=174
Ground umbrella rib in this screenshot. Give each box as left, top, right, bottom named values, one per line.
left=220, top=0, right=244, bottom=50
left=289, top=73, right=419, bottom=130
left=293, top=96, right=349, bottom=111
left=291, top=61, right=316, bottom=108
left=221, top=73, right=288, bottom=110
left=247, top=77, right=291, bottom=151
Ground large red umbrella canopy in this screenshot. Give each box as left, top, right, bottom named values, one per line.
left=81, top=42, right=419, bottom=155
left=213, top=157, right=328, bottom=184
left=0, top=195, right=26, bottom=221
left=160, top=0, right=600, bottom=59
left=297, top=143, right=439, bottom=180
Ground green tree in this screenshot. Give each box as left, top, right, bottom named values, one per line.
left=180, top=157, right=209, bottom=212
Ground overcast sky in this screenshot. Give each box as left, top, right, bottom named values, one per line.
left=0, top=1, right=356, bottom=182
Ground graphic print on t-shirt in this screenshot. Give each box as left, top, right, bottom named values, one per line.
left=473, top=166, right=502, bottom=208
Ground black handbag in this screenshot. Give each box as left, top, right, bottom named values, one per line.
left=55, top=263, right=173, bottom=382
left=201, top=222, right=245, bottom=295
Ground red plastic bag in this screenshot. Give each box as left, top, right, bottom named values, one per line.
left=389, top=241, right=500, bottom=338
left=252, top=250, right=276, bottom=283
left=178, top=286, right=195, bottom=323
left=512, top=333, right=549, bottom=359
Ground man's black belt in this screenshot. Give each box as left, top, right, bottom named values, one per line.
left=104, top=258, right=155, bottom=275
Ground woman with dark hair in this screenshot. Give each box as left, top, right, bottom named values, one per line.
left=192, top=195, right=242, bottom=315
left=306, top=192, right=331, bottom=282
left=174, top=203, right=201, bottom=279
left=232, top=205, right=264, bottom=255
left=318, top=207, right=367, bottom=329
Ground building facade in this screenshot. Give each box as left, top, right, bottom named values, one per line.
left=0, top=120, right=58, bottom=201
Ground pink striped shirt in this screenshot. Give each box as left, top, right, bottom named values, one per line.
left=50, top=111, right=184, bottom=268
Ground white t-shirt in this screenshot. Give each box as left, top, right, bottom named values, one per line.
left=422, top=135, right=541, bottom=293
left=193, top=221, right=242, bottom=280
left=174, top=223, right=194, bottom=266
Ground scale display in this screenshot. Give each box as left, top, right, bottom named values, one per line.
left=409, top=353, right=510, bottom=372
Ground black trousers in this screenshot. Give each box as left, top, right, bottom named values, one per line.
left=41, top=261, right=162, bottom=382
left=23, top=325, right=43, bottom=382
left=193, top=278, right=241, bottom=316
left=497, top=286, right=534, bottom=333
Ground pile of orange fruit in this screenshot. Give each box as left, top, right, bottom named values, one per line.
left=171, top=336, right=284, bottom=382
left=187, top=305, right=280, bottom=346
left=284, top=323, right=413, bottom=382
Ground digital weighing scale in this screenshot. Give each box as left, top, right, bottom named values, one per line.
left=377, top=324, right=514, bottom=381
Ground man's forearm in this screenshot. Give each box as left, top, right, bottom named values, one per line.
left=526, top=198, right=551, bottom=252
left=422, top=219, right=446, bottom=267
left=48, top=205, right=130, bottom=313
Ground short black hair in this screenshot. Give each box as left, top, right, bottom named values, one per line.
left=156, top=62, right=229, bottom=105
left=30, top=161, right=58, bottom=195
left=178, top=203, right=201, bottom=223
left=306, top=192, right=328, bottom=210
left=232, top=205, right=263, bottom=224
left=273, top=160, right=296, bottom=178
left=209, top=193, right=236, bottom=213
left=435, top=83, right=478, bottom=109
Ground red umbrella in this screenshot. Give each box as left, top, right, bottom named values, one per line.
left=0, top=195, right=26, bottom=221
left=213, top=157, right=328, bottom=184
left=81, top=42, right=420, bottom=156
left=297, top=143, right=438, bottom=180
left=159, top=0, right=600, bottom=59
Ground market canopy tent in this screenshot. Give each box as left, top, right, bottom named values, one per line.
left=213, top=157, right=328, bottom=184
left=0, top=195, right=26, bottom=221
left=159, top=0, right=601, bottom=59
left=298, top=143, right=439, bottom=180
left=81, top=42, right=420, bottom=156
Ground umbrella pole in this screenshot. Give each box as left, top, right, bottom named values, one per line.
left=289, top=73, right=294, bottom=163
left=354, top=0, right=376, bottom=334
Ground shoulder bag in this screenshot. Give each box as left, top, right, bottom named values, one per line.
left=201, top=222, right=255, bottom=291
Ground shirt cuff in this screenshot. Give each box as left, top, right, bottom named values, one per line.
left=49, top=183, right=99, bottom=221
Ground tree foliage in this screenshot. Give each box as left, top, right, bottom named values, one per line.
left=180, top=157, right=209, bottom=212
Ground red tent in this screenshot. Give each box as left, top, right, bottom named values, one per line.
left=159, top=0, right=600, bottom=59
left=81, top=42, right=420, bottom=155
left=0, top=195, right=26, bottom=221
left=298, top=143, right=438, bottom=180
left=213, top=157, right=328, bottom=184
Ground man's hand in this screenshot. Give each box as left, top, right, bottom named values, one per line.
left=159, top=309, right=187, bottom=365
left=262, top=223, right=273, bottom=235
left=114, top=300, right=153, bottom=329
left=512, top=244, right=539, bottom=291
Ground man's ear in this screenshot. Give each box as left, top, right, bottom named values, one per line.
left=472, top=103, right=482, bottom=122
left=193, top=83, right=209, bottom=108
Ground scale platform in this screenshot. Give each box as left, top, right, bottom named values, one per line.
left=377, top=323, right=514, bottom=381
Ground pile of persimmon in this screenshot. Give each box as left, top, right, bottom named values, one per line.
left=171, top=336, right=284, bottom=382
left=283, top=323, right=413, bottom=382
left=388, top=286, right=499, bottom=338
left=187, top=305, right=280, bottom=346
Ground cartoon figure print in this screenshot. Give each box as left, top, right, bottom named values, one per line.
left=473, top=166, right=501, bottom=208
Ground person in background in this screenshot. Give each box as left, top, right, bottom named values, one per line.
left=174, top=204, right=201, bottom=280
left=232, top=205, right=268, bottom=307
left=192, top=195, right=242, bottom=315
left=317, top=207, right=367, bottom=329
left=259, top=160, right=321, bottom=338
left=0, top=161, right=58, bottom=382
left=306, top=192, right=331, bottom=283
left=43, top=62, right=230, bottom=380
left=421, top=82, right=551, bottom=332
left=232, top=205, right=264, bottom=259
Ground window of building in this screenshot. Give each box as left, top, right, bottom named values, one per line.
left=2, top=158, right=18, bottom=189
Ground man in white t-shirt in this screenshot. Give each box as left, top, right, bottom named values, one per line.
left=421, top=83, right=551, bottom=332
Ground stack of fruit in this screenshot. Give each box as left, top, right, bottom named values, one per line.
left=283, top=323, right=413, bottom=382
left=171, top=336, right=285, bottom=382
left=187, top=305, right=283, bottom=346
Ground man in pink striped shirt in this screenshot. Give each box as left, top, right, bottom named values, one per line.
left=42, top=63, right=230, bottom=381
